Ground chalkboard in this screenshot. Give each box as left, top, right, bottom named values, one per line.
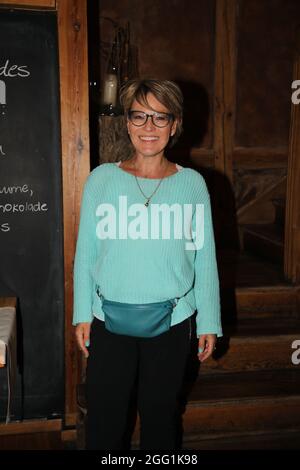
left=0, top=9, right=64, bottom=420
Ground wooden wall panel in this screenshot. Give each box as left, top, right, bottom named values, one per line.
left=236, top=0, right=300, bottom=148
left=99, top=0, right=215, bottom=151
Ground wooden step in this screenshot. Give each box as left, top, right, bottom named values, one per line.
left=185, top=368, right=300, bottom=402
left=181, top=395, right=300, bottom=440
left=218, top=251, right=286, bottom=288
left=220, top=285, right=299, bottom=328
left=130, top=369, right=300, bottom=447
left=183, top=369, right=300, bottom=438
left=223, top=317, right=300, bottom=335
left=218, top=251, right=299, bottom=320
left=242, top=224, right=284, bottom=263
left=200, top=323, right=300, bottom=374
left=132, top=396, right=300, bottom=446
left=198, top=312, right=300, bottom=374
left=182, top=428, right=300, bottom=450
left=188, top=313, right=300, bottom=375
left=234, top=285, right=299, bottom=318
left=77, top=368, right=300, bottom=449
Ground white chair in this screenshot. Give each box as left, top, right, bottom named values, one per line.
left=0, top=298, right=17, bottom=424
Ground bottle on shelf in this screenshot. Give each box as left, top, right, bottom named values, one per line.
left=100, top=41, right=122, bottom=116
left=102, top=69, right=117, bottom=108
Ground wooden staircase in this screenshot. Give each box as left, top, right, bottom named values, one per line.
left=178, top=313, right=300, bottom=449
left=162, top=188, right=300, bottom=450
left=76, top=250, right=300, bottom=450
left=126, top=272, right=300, bottom=449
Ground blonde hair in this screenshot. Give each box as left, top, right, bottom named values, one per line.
left=120, top=78, right=183, bottom=146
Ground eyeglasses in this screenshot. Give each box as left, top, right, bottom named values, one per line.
left=127, top=110, right=174, bottom=128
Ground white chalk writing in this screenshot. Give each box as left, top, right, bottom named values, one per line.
left=0, top=60, right=30, bottom=107
left=0, top=222, right=10, bottom=232
left=0, top=201, right=48, bottom=213
left=0, top=184, right=29, bottom=195
left=0, top=183, right=48, bottom=234
left=0, top=59, right=30, bottom=78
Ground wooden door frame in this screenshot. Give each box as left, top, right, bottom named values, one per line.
left=0, top=0, right=90, bottom=428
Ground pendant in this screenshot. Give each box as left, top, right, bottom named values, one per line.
left=145, top=199, right=150, bottom=207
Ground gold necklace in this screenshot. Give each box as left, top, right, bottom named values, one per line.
left=134, top=160, right=169, bottom=207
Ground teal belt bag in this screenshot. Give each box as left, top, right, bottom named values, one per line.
left=96, top=287, right=178, bottom=338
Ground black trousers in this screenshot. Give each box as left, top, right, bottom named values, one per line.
left=85, top=316, right=191, bottom=450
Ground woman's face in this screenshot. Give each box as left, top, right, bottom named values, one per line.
left=127, top=92, right=177, bottom=159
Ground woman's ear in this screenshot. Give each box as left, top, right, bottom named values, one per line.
left=170, top=119, right=178, bottom=137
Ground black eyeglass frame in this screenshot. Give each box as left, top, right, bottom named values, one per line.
left=127, top=110, right=174, bottom=128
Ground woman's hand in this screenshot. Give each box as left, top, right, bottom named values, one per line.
left=198, top=334, right=217, bottom=362
left=75, top=322, right=91, bottom=358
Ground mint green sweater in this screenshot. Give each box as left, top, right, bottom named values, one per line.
left=73, top=162, right=222, bottom=338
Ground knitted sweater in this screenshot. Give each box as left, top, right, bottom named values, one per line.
left=72, top=162, right=223, bottom=338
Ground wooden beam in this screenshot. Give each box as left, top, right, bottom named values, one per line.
left=212, top=0, right=237, bottom=248
left=0, top=0, right=55, bottom=8
left=214, top=0, right=237, bottom=181
left=233, top=147, right=288, bottom=169
left=0, top=297, right=17, bottom=308
left=284, top=26, right=300, bottom=283
left=0, top=419, right=62, bottom=436
left=57, top=0, right=90, bottom=425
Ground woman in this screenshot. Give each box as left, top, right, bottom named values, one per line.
left=73, top=79, right=222, bottom=450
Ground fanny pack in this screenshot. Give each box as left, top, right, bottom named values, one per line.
left=96, top=287, right=178, bottom=338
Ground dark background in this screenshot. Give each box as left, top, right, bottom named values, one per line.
left=0, top=9, right=64, bottom=420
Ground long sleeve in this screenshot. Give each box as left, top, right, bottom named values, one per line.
left=72, top=181, right=96, bottom=325
left=192, top=181, right=223, bottom=338
left=71, top=163, right=223, bottom=332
